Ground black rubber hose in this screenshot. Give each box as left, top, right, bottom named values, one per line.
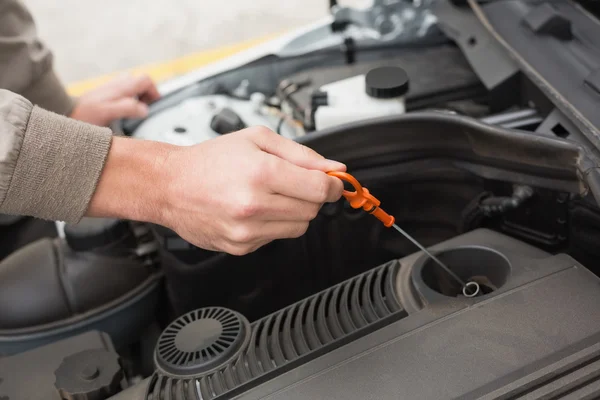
left=480, top=185, right=534, bottom=215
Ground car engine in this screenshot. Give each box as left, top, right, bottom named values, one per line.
left=3, top=0, right=600, bottom=399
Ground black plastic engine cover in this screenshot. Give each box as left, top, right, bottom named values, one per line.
left=110, top=228, right=600, bottom=399
left=237, top=229, right=600, bottom=400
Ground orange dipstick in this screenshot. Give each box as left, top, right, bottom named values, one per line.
left=327, top=171, right=395, bottom=228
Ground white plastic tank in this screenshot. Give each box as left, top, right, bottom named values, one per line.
left=314, top=66, right=409, bottom=131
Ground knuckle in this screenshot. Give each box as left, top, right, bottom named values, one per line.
left=332, top=177, right=344, bottom=198
left=307, top=204, right=320, bottom=220
left=292, top=222, right=310, bottom=238
left=251, top=125, right=273, bottom=139
left=233, top=194, right=261, bottom=219
left=226, top=244, right=250, bottom=256
left=250, top=156, right=276, bottom=185
left=247, top=164, right=262, bottom=185
left=229, top=225, right=255, bottom=244
left=136, top=76, right=152, bottom=90
left=315, top=174, right=331, bottom=203
left=258, top=125, right=275, bottom=135
left=300, top=144, right=318, bottom=159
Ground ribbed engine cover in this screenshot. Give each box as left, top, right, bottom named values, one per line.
left=145, top=259, right=403, bottom=399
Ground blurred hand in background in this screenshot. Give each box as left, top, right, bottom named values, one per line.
left=70, top=74, right=160, bottom=126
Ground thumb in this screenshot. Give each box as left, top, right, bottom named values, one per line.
left=103, top=98, right=149, bottom=121
left=250, top=127, right=346, bottom=172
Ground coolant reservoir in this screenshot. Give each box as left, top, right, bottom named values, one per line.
left=314, top=66, right=409, bottom=131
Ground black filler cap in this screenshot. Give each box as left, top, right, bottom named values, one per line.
left=54, top=349, right=123, bottom=400
left=365, top=66, right=409, bottom=99
left=210, top=107, right=247, bottom=135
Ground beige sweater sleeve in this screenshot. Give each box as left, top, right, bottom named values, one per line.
left=0, top=0, right=75, bottom=115
left=0, top=89, right=112, bottom=223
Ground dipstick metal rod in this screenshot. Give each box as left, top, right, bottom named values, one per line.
left=392, top=224, right=480, bottom=298
left=325, top=171, right=480, bottom=298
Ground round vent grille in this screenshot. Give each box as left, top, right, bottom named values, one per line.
left=155, top=307, right=249, bottom=376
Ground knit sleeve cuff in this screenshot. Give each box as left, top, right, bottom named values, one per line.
left=20, top=69, right=76, bottom=116
left=1, top=106, right=112, bottom=223
left=0, top=91, right=30, bottom=210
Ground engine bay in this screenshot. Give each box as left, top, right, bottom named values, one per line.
left=3, top=0, right=600, bottom=399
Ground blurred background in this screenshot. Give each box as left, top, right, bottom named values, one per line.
left=26, top=0, right=368, bottom=88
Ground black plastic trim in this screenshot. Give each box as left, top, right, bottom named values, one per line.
left=469, top=0, right=600, bottom=151
left=433, top=0, right=520, bottom=110
left=296, top=111, right=599, bottom=204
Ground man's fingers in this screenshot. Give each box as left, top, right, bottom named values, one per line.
left=139, top=91, right=158, bottom=104
left=103, top=98, right=149, bottom=121
left=259, top=194, right=322, bottom=221
left=122, top=75, right=161, bottom=102
left=228, top=221, right=311, bottom=247
left=250, top=127, right=346, bottom=172
left=262, top=221, right=310, bottom=240
left=263, top=154, right=344, bottom=203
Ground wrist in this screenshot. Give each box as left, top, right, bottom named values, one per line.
left=87, top=136, right=178, bottom=225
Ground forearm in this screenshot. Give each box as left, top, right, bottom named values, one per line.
left=0, top=89, right=111, bottom=222
left=87, top=136, right=177, bottom=226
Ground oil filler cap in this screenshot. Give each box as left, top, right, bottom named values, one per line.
left=210, top=107, right=247, bottom=134
left=155, top=307, right=250, bottom=376
left=365, top=66, right=409, bottom=99
left=54, top=349, right=123, bottom=400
